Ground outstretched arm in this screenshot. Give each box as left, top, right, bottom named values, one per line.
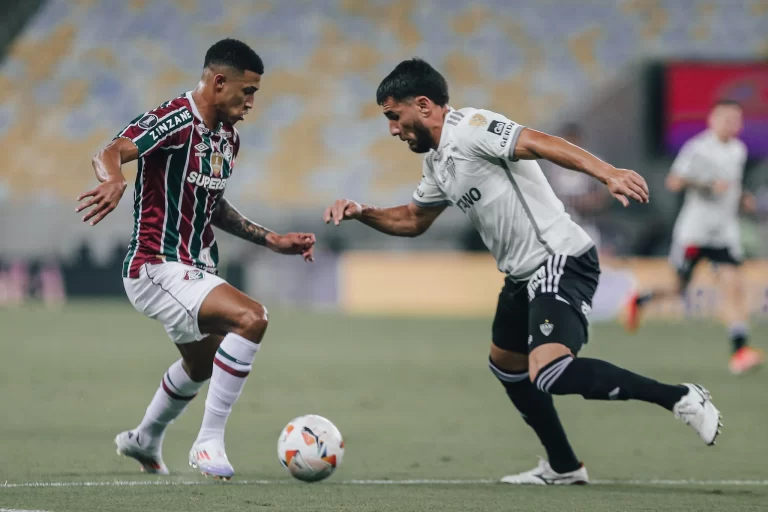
left=76, top=137, right=138, bottom=225
left=513, top=128, right=649, bottom=207
left=212, top=198, right=315, bottom=261
left=323, top=199, right=446, bottom=237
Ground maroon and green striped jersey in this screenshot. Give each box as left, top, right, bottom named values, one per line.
left=116, top=92, right=240, bottom=278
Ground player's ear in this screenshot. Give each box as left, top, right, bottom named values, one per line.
left=415, top=96, right=431, bottom=117
left=214, top=73, right=227, bottom=91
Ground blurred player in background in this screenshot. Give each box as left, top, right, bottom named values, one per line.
left=76, top=39, right=315, bottom=479
left=325, top=59, right=722, bottom=485
left=625, top=100, right=764, bottom=375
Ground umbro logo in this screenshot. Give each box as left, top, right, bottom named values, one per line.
left=194, top=142, right=209, bottom=152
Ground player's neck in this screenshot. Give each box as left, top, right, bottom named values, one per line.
left=431, top=107, right=451, bottom=149
left=190, top=85, right=220, bottom=130
left=430, top=125, right=443, bottom=150
left=714, top=133, right=731, bottom=144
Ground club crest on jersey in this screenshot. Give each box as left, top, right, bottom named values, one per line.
left=469, top=113, right=487, bottom=126
left=539, top=320, right=554, bottom=336
left=211, top=152, right=224, bottom=177
left=445, top=157, right=456, bottom=180
left=138, top=114, right=158, bottom=130
left=223, top=143, right=233, bottom=161
left=183, top=269, right=204, bottom=281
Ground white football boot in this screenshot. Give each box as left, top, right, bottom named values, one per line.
left=189, top=439, right=235, bottom=480
left=501, top=458, right=589, bottom=485
left=114, top=430, right=169, bottom=475
left=673, top=383, right=722, bottom=445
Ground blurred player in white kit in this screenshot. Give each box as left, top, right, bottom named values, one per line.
left=625, top=100, right=764, bottom=375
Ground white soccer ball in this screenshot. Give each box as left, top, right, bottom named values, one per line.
left=277, top=414, right=344, bottom=482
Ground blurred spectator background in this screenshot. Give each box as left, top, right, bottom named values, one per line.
left=0, top=0, right=766, bottom=319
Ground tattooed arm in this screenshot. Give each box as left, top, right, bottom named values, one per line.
left=211, top=197, right=274, bottom=245
left=211, top=198, right=316, bottom=261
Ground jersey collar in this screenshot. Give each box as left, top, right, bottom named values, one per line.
left=186, top=91, right=224, bottom=133
left=437, top=106, right=456, bottom=151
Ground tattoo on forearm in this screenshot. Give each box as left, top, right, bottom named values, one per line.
left=211, top=198, right=273, bottom=246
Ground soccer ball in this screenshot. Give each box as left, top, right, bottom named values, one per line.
left=277, top=414, right=344, bottom=482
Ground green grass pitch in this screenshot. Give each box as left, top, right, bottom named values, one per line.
left=0, top=302, right=766, bottom=511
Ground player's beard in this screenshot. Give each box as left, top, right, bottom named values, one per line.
left=408, top=121, right=434, bottom=154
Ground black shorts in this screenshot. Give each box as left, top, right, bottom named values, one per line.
left=675, top=245, right=742, bottom=285
left=492, top=247, right=600, bottom=355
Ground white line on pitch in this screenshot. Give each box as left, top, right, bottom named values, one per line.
left=0, top=508, right=52, bottom=512
left=2, top=479, right=768, bottom=488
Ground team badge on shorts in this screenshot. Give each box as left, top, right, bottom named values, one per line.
left=183, top=269, right=204, bottom=281
left=539, top=320, right=554, bottom=336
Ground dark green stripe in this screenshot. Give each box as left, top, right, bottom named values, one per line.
left=161, top=140, right=190, bottom=258
left=216, top=347, right=249, bottom=366
left=189, top=134, right=212, bottom=263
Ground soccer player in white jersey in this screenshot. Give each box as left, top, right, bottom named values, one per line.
left=324, top=59, right=722, bottom=485
left=625, top=100, right=764, bottom=375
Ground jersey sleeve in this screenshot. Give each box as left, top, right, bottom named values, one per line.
left=454, top=110, right=526, bottom=162
left=412, top=157, right=451, bottom=207
left=114, top=104, right=194, bottom=158
left=669, top=139, right=700, bottom=178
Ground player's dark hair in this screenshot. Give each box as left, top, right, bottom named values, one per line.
left=713, top=99, right=742, bottom=109
left=204, top=38, right=264, bottom=75
left=376, top=58, right=449, bottom=106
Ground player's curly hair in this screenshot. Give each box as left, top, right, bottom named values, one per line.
left=204, top=38, right=264, bottom=75
left=376, top=58, right=449, bottom=106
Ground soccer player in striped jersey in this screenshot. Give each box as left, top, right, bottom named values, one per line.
left=325, top=59, right=722, bottom=485
left=76, top=39, right=315, bottom=480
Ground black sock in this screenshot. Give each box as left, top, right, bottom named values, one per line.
left=536, top=356, right=688, bottom=411
left=729, top=323, right=748, bottom=353
left=489, top=359, right=580, bottom=473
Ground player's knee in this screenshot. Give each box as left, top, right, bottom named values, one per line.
left=233, top=303, right=269, bottom=342
left=528, top=343, right=573, bottom=383
left=489, top=344, right=528, bottom=373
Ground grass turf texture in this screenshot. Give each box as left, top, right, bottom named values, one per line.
left=1, top=302, right=766, bottom=511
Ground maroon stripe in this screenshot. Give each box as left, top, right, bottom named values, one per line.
left=161, top=378, right=196, bottom=401
left=201, top=224, right=215, bottom=251
left=130, top=163, right=166, bottom=277
left=177, top=182, right=197, bottom=266
left=213, top=356, right=250, bottom=378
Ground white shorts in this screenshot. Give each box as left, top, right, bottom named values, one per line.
left=123, top=262, right=226, bottom=344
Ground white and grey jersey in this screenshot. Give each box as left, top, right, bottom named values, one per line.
left=412, top=107, right=593, bottom=281
left=670, top=130, right=747, bottom=255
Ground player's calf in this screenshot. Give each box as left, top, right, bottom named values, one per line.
left=530, top=344, right=687, bottom=410
left=489, top=345, right=581, bottom=474
left=190, top=284, right=270, bottom=478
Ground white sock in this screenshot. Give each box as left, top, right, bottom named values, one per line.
left=196, top=333, right=260, bottom=443
left=136, top=359, right=205, bottom=450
